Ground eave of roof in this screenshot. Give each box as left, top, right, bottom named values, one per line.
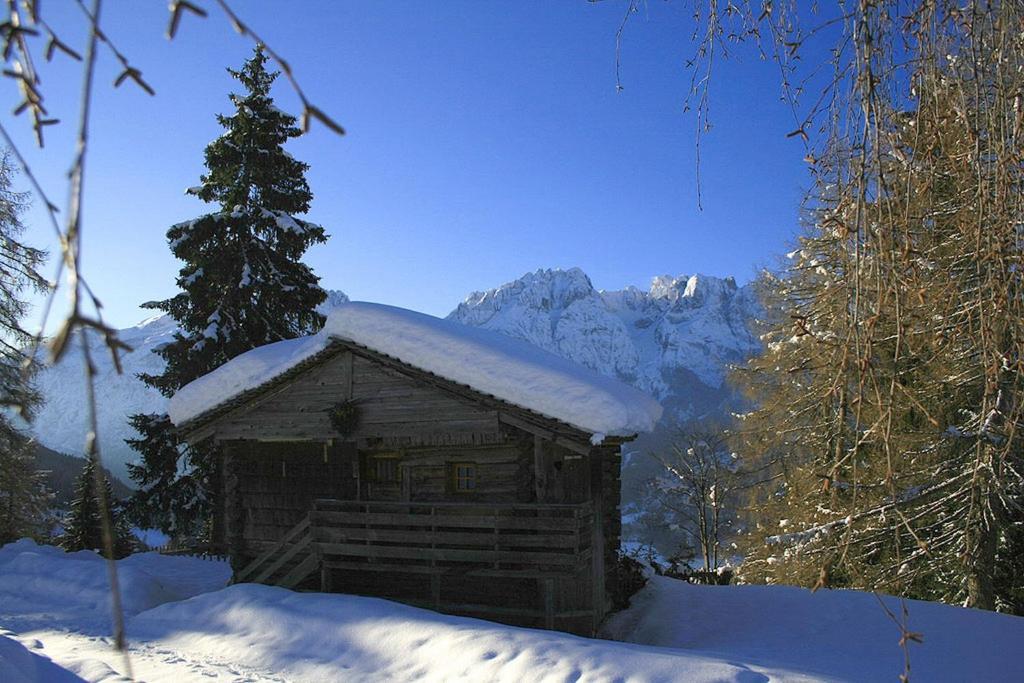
left=176, top=336, right=636, bottom=448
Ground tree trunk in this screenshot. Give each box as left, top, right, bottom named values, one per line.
left=965, top=510, right=997, bottom=610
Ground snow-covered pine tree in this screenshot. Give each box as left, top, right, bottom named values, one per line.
left=125, top=413, right=202, bottom=534
left=0, top=149, right=51, bottom=544
left=128, top=47, right=328, bottom=537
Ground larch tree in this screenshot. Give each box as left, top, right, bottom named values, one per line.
left=127, top=47, right=328, bottom=537
left=0, top=149, right=50, bottom=544
left=731, top=3, right=1024, bottom=614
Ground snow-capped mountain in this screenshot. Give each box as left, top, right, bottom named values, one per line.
left=28, top=290, right=350, bottom=480
left=28, top=270, right=760, bottom=485
left=448, top=268, right=762, bottom=554
left=448, top=267, right=761, bottom=421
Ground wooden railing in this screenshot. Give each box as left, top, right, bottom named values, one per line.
left=310, top=499, right=593, bottom=577
left=231, top=499, right=598, bottom=631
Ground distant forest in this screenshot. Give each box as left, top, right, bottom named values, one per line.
left=32, top=444, right=131, bottom=508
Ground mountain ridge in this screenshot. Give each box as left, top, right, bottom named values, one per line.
left=27, top=271, right=760, bottom=481
left=449, top=266, right=760, bottom=401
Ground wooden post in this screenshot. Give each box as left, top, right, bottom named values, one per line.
left=493, top=507, right=500, bottom=569
left=430, top=505, right=440, bottom=607
left=400, top=461, right=411, bottom=502
left=533, top=435, right=547, bottom=503
left=431, top=574, right=441, bottom=609
left=354, top=449, right=362, bottom=501
left=223, top=444, right=244, bottom=574
left=319, top=532, right=331, bottom=593
left=543, top=578, right=555, bottom=630
left=211, top=445, right=226, bottom=551
left=590, top=447, right=606, bottom=634
left=343, top=351, right=354, bottom=400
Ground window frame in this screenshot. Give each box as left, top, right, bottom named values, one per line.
left=450, top=461, right=477, bottom=493
left=370, top=453, right=401, bottom=484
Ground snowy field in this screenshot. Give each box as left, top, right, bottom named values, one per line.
left=1, top=540, right=1022, bottom=682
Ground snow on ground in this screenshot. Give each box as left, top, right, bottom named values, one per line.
left=131, top=528, right=171, bottom=551
left=128, top=584, right=810, bottom=683
left=0, top=540, right=230, bottom=633
left=168, top=302, right=663, bottom=437
left=2, top=540, right=1023, bottom=682
left=604, top=573, right=1024, bottom=682
left=0, top=631, right=87, bottom=682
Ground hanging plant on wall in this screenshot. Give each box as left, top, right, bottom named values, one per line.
left=327, top=399, right=362, bottom=437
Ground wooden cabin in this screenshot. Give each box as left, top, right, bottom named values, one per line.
left=171, top=303, right=661, bottom=635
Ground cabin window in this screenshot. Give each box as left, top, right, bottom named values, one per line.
left=372, top=455, right=400, bottom=483
left=451, top=462, right=477, bottom=492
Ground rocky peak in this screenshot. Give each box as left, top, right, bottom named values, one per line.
left=449, top=268, right=762, bottom=405
left=321, top=289, right=351, bottom=312
left=649, top=274, right=739, bottom=307
left=454, top=268, right=595, bottom=324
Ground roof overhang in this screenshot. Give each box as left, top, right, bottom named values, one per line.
left=176, top=337, right=639, bottom=452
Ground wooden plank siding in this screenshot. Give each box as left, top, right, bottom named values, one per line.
left=211, top=351, right=504, bottom=447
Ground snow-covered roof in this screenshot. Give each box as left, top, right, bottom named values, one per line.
left=168, top=302, right=662, bottom=438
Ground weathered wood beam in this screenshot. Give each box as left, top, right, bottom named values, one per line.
left=317, top=542, right=580, bottom=566
left=543, top=578, right=555, bottom=629
left=313, top=498, right=591, bottom=512
left=320, top=558, right=591, bottom=580
left=312, top=509, right=581, bottom=531
left=179, top=344, right=348, bottom=443
left=497, top=412, right=591, bottom=456
left=534, top=434, right=547, bottom=503
left=315, top=527, right=580, bottom=548
left=590, top=448, right=606, bottom=632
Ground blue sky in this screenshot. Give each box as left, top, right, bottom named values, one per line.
left=15, top=0, right=811, bottom=328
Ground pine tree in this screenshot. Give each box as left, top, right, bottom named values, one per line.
left=125, top=413, right=203, bottom=534
left=0, top=437, right=50, bottom=544
left=62, top=455, right=102, bottom=552
left=0, top=149, right=50, bottom=544
left=61, top=455, right=133, bottom=557
left=128, top=47, right=328, bottom=536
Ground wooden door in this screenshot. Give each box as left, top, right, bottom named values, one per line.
left=360, top=450, right=404, bottom=501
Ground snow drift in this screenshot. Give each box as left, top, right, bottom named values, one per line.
left=0, top=539, right=230, bottom=630
left=2, top=541, right=1023, bottom=682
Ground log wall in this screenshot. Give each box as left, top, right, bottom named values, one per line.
left=207, top=346, right=627, bottom=633
left=211, top=350, right=503, bottom=447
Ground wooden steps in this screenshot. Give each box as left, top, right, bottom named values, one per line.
left=234, top=515, right=319, bottom=589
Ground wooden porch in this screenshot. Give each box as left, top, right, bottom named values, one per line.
left=234, top=498, right=601, bottom=632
